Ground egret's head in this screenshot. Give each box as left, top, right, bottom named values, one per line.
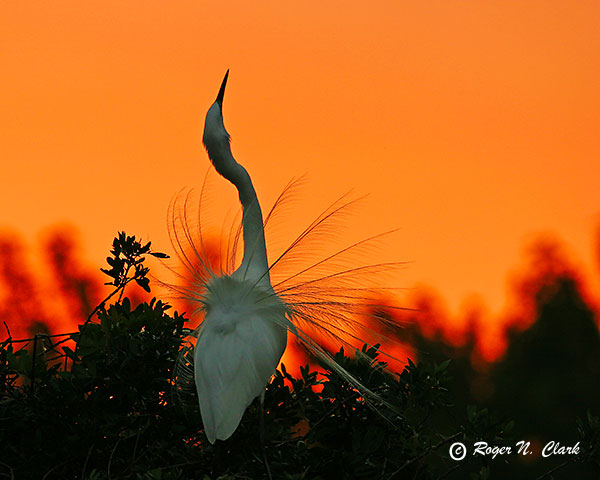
left=203, top=70, right=231, bottom=164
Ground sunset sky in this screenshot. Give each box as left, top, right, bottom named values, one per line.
left=2, top=1, right=599, bottom=353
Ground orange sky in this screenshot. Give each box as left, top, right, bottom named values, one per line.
left=2, top=1, right=599, bottom=351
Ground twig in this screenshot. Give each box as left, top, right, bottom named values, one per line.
left=149, top=459, right=207, bottom=472
left=379, top=457, right=388, bottom=479
left=41, top=460, right=68, bottom=480
left=309, top=393, right=358, bottom=431
left=3, top=322, right=11, bottom=340
left=436, top=463, right=460, bottom=480
left=30, top=334, right=38, bottom=394
left=130, top=430, right=141, bottom=469
left=117, top=265, right=132, bottom=303
left=41, top=336, right=73, bottom=359
left=5, top=332, right=74, bottom=344
left=0, top=461, right=15, bottom=480
left=120, top=430, right=143, bottom=475
left=535, top=456, right=577, bottom=480
left=107, top=437, right=121, bottom=479
left=85, top=284, right=123, bottom=325
left=387, top=432, right=462, bottom=480
left=81, top=443, right=95, bottom=480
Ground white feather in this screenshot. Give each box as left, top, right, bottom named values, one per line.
left=194, top=276, right=288, bottom=442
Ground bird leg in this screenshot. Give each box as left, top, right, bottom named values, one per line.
left=259, top=391, right=273, bottom=480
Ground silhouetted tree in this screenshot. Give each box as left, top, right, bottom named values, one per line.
left=488, top=275, right=600, bottom=479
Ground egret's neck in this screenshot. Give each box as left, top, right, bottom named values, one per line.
left=205, top=140, right=270, bottom=284
left=228, top=159, right=270, bottom=284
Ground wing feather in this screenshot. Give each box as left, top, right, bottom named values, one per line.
left=194, top=308, right=287, bottom=443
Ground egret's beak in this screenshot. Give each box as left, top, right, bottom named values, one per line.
left=216, top=70, right=229, bottom=108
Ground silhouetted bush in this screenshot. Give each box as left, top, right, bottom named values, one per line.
left=0, top=233, right=520, bottom=479
left=4, top=233, right=597, bottom=478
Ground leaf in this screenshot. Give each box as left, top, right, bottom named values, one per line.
left=136, top=277, right=151, bottom=293
left=435, top=359, right=451, bottom=373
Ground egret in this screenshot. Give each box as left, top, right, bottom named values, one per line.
left=168, top=70, right=402, bottom=446
left=191, top=70, right=289, bottom=444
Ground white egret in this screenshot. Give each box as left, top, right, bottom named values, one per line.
left=168, top=71, right=403, bottom=446
left=192, top=70, right=289, bottom=443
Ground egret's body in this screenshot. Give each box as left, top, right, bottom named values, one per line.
left=194, top=276, right=286, bottom=443
left=195, top=71, right=288, bottom=443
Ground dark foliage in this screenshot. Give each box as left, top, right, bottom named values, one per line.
left=0, top=303, right=511, bottom=479
left=405, top=276, right=600, bottom=479
left=0, top=233, right=517, bottom=479
left=3, top=233, right=597, bottom=479
left=101, top=231, right=169, bottom=296
left=486, top=277, right=600, bottom=479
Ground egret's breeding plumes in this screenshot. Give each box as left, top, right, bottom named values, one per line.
left=167, top=71, right=404, bottom=445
